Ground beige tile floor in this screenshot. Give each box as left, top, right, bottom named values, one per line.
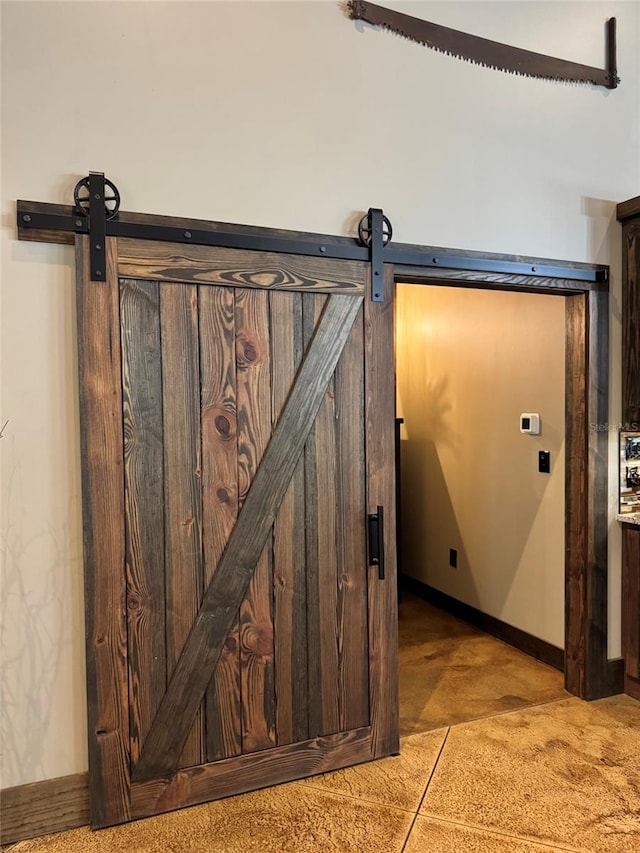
left=5, top=596, right=640, bottom=852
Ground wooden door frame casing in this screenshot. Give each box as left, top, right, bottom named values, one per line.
left=617, top=196, right=640, bottom=701
left=393, top=269, right=613, bottom=700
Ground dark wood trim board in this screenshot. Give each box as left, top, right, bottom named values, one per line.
left=401, top=575, right=565, bottom=672
left=607, top=657, right=625, bottom=696
left=617, top=195, right=640, bottom=224
left=619, top=218, right=640, bottom=427
left=625, top=674, right=640, bottom=701
left=622, top=525, right=640, bottom=692
left=618, top=198, right=640, bottom=701
left=0, top=773, right=89, bottom=846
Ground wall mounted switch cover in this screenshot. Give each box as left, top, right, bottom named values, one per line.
left=539, top=450, right=551, bottom=473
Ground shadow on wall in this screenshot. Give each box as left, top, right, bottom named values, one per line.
left=398, top=370, right=475, bottom=600
left=398, top=369, right=560, bottom=618
left=400, top=432, right=474, bottom=594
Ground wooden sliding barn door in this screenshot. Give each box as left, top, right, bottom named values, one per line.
left=76, top=235, right=398, bottom=828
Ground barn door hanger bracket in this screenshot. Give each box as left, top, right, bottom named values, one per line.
left=358, top=208, right=392, bottom=301
left=73, top=172, right=121, bottom=281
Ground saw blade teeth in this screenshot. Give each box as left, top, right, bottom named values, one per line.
left=355, top=6, right=602, bottom=88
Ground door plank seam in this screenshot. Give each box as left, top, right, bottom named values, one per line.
left=133, top=294, right=363, bottom=781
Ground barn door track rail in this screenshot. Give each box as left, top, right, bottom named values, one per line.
left=17, top=172, right=608, bottom=288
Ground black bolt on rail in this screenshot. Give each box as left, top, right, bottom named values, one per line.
left=358, top=208, right=393, bottom=301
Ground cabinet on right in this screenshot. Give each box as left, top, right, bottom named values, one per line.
left=617, top=195, right=640, bottom=700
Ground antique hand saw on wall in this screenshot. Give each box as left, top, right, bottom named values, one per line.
left=348, top=1, right=619, bottom=89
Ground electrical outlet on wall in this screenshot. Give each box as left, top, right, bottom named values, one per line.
left=449, top=548, right=458, bottom=568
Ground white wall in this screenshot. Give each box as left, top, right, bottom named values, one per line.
left=1, top=0, right=638, bottom=787
left=396, top=285, right=566, bottom=647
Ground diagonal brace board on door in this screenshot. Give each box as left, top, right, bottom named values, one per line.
left=132, top=293, right=363, bottom=781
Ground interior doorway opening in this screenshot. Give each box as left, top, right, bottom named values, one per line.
left=394, top=281, right=573, bottom=731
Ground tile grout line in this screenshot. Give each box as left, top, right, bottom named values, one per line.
left=444, top=694, right=572, bottom=731
left=399, top=726, right=451, bottom=853
left=420, top=814, right=585, bottom=853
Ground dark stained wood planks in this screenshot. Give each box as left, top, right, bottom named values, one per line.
left=565, top=294, right=588, bottom=698
left=199, top=286, right=242, bottom=761
left=130, top=728, right=372, bottom=820
left=117, top=238, right=366, bottom=295
left=622, top=526, right=640, bottom=687
left=270, top=291, right=308, bottom=745
left=120, top=279, right=166, bottom=768
left=365, top=266, right=399, bottom=758
left=76, top=236, right=130, bottom=828
left=335, top=304, right=370, bottom=731
left=304, top=295, right=370, bottom=737
left=304, top=294, right=340, bottom=737
left=119, top=279, right=373, bottom=770
left=132, top=294, right=363, bottom=780
left=235, top=288, right=276, bottom=753
left=585, top=288, right=610, bottom=699
left=160, top=284, right=205, bottom=768
left=621, top=221, right=640, bottom=427
left=563, top=288, right=611, bottom=700
left=76, top=227, right=397, bottom=828
left=117, top=280, right=376, bottom=775
left=0, top=773, right=89, bottom=845
left=303, top=296, right=323, bottom=740
left=618, top=199, right=640, bottom=702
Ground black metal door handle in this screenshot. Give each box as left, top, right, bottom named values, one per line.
left=368, top=505, right=385, bottom=580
